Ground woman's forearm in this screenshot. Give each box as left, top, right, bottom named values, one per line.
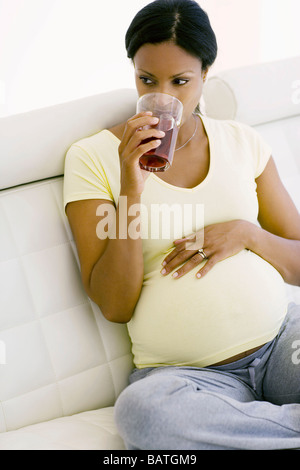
left=89, top=195, right=144, bottom=323
left=247, top=222, right=300, bottom=286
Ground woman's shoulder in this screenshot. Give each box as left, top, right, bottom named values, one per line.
left=65, top=126, right=124, bottom=173
left=202, top=114, right=250, bottom=132
left=202, top=114, right=262, bottom=143
left=67, top=125, right=123, bottom=157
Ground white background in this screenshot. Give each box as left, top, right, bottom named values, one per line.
left=1, top=0, right=300, bottom=117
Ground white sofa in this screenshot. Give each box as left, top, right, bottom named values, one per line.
left=0, top=56, right=299, bottom=450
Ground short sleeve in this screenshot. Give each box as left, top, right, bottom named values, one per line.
left=63, top=130, right=121, bottom=211
left=242, top=124, right=272, bottom=178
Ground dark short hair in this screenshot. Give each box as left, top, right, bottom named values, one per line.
left=125, top=0, right=217, bottom=71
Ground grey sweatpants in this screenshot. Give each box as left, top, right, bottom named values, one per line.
left=114, top=303, right=300, bottom=450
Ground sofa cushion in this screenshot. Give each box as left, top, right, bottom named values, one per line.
left=0, top=88, right=137, bottom=190
left=0, top=408, right=125, bottom=450
left=255, top=116, right=300, bottom=211
left=0, top=177, right=133, bottom=434
left=1, top=64, right=299, bottom=450
left=203, top=56, right=300, bottom=126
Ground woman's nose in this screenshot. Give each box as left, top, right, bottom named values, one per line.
left=155, top=83, right=172, bottom=95
left=156, top=87, right=175, bottom=98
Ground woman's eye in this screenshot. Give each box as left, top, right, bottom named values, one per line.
left=139, top=76, right=154, bottom=85
left=139, top=76, right=189, bottom=86
left=173, top=78, right=189, bottom=86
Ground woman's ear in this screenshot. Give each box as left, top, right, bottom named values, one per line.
left=202, top=68, right=209, bottom=82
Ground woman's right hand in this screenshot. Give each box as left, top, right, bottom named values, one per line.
left=118, top=112, right=165, bottom=197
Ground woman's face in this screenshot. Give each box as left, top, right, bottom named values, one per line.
left=134, top=41, right=206, bottom=125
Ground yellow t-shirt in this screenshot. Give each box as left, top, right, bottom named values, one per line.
left=64, top=115, right=288, bottom=368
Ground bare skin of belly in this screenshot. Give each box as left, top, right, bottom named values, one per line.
left=210, top=344, right=266, bottom=366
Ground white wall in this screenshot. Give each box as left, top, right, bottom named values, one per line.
left=260, top=0, right=300, bottom=62
left=1, top=0, right=300, bottom=117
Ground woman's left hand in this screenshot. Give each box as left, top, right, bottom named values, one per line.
left=161, top=219, right=252, bottom=279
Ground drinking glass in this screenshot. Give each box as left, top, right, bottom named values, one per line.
left=136, top=93, right=183, bottom=172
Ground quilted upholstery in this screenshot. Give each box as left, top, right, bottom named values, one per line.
left=0, top=90, right=137, bottom=449
left=203, top=56, right=300, bottom=126
left=0, top=57, right=299, bottom=449
left=0, top=408, right=125, bottom=450
left=0, top=177, right=133, bottom=440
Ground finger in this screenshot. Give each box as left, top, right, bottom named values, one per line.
left=173, top=230, right=204, bottom=251
left=121, top=140, right=163, bottom=174
left=173, top=236, right=192, bottom=246
left=131, top=126, right=165, bottom=149
left=161, top=236, right=204, bottom=270
left=121, top=114, right=159, bottom=147
left=171, top=253, right=208, bottom=279
left=161, top=242, right=187, bottom=268
left=134, top=137, right=162, bottom=158
left=120, top=125, right=165, bottom=161
left=196, top=255, right=218, bottom=279
left=161, top=247, right=199, bottom=276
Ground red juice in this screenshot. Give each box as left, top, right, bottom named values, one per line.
left=139, top=125, right=179, bottom=172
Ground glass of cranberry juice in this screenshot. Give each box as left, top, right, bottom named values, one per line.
left=139, top=115, right=179, bottom=172
left=136, top=93, right=183, bottom=172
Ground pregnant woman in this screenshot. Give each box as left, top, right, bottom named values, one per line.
left=64, top=0, right=300, bottom=449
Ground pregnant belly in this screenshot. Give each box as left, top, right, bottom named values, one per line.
left=128, top=250, right=288, bottom=368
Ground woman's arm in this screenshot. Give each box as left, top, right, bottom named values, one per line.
left=198, top=157, right=300, bottom=285
left=161, top=157, right=300, bottom=285
left=66, top=112, right=165, bottom=323
left=250, top=156, right=300, bottom=285
left=66, top=196, right=144, bottom=323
